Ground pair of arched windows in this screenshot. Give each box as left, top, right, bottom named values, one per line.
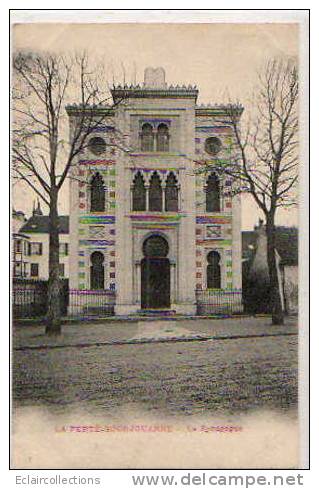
left=90, top=173, right=105, bottom=212
left=205, top=173, right=221, bottom=212
left=141, top=123, right=169, bottom=152
left=132, top=171, right=178, bottom=212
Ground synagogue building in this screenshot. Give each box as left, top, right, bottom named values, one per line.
left=67, top=68, right=243, bottom=315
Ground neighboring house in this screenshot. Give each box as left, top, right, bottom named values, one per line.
left=276, top=229, right=298, bottom=315
left=242, top=221, right=298, bottom=314
left=67, top=67, right=243, bottom=315
left=12, top=209, right=30, bottom=278
left=19, top=202, right=69, bottom=280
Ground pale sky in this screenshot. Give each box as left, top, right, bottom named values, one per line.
left=12, top=22, right=299, bottom=230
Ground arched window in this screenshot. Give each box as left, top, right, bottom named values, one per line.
left=90, top=251, right=105, bottom=290
left=156, top=123, right=169, bottom=152
left=132, top=172, right=146, bottom=211
left=149, top=172, right=163, bottom=212
left=165, top=172, right=178, bottom=212
left=141, top=123, right=154, bottom=152
left=90, top=173, right=105, bottom=212
left=207, top=251, right=221, bottom=289
left=205, top=173, right=220, bottom=212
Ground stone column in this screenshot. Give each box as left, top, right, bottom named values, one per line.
left=175, top=105, right=196, bottom=314
left=134, top=261, right=141, bottom=304
left=170, top=261, right=177, bottom=304
left=162, top=184, right=165, bottom=212
left=162, top=185, right=166, bottom=212
left=68, top=117, right=80, bottom=292
left=145, top=185, right=150, bottom=211
left=130, top=185, right=134, bottom=211
left=114, top=107, right=136, bottom=315
left=231, top=188, right=243, bottom=312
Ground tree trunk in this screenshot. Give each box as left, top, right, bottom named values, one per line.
left=266, top=215, right=285, bottom=325
left=45, top=188, right=61, bottom=335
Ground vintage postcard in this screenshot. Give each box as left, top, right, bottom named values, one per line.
left=11, top=10, right=309, bottom=470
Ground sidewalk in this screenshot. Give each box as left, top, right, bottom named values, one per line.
left=13, top=316, right=298, bottom=350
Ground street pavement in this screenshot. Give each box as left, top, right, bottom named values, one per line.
left=12, top=317, right=299, bottom=469
left=12, top=317, right=298, bottom=417
left=13, top=316, right=298, bottom=350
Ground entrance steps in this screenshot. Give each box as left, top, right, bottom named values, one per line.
left=137, top=309, right=176, bottom=317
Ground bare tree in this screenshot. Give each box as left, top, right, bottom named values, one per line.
left=12, top=51, right=125, bottom=335
left=201, top=59, right=298, bottom=324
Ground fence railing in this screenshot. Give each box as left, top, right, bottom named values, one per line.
left=68, top=289, right=116, bottom=317
left=13, top=279, right=47, bottom=318
left=12, top=278, right=69, bottom=319
left=13, top=282, right=242, bottom=318
left=195, top=288, right=243, bottom=315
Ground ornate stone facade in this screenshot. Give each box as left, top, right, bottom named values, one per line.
left=67, top=68, right=243, bottom=315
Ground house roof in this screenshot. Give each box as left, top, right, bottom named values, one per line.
left=242, top=226, right=298, bottom=266
left=20, top=215, right=69, bottom=234
left=13, top=232, right=30, bottom=240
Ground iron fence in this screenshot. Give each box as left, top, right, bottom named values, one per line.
left=68, top=289, right=116, bottom=317
left=13, top=282, right=243, bottom=318
left=12, top=278, right=69, bottom=318
left=195, top=288, right=243, bottom=315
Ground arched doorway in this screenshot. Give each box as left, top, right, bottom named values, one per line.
left=141, top=235, right=170, bottom=309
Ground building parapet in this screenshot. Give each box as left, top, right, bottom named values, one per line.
left=195, top=103, right=244, bottom=117
left=65, top=104, right=115, bottom=116
left=111, top=86, right=199, bottom=102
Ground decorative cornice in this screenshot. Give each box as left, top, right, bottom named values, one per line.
left=128, top=213, right=185, bottom=222
left=78, top=159, right=115, bottom=166
left=130, top=167, right=184, bottom=172
left=129, top=152, right=186, bottom=158
left=132, top=223, right=178, bottom=230
left=65, top=104, right=115, bottom=116
left=113, top=83, right=197, bottom=90
left=195, top=104, right=244, bottom=117
left=111, top=86, right=198, bottom=102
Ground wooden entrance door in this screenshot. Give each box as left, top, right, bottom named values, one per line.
left=141, top=257, right=170, bottom=309
left=141, top=235, right=170, bottom=309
